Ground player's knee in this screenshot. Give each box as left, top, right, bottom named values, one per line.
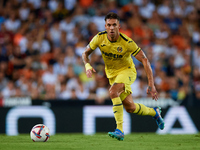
left=125, top=105, right=136, bottom=113
left=109, top=88, right=119, bottom=98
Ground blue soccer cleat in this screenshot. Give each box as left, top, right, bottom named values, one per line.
left=153, top=106, right=165, bottom=130
left=108, top=129, right=124, bottom=141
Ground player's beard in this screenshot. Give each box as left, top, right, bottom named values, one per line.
left=109, top=31, right=116, bottom=40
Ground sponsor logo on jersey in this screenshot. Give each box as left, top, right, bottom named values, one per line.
left=102, top=51, right=123, bottom=59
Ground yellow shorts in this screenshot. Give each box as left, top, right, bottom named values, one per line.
left=109, top=69, right=137, bottom=101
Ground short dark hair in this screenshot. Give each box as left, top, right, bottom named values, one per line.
left=105, top=12, right=120, bottom=22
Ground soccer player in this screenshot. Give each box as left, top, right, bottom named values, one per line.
left=82, top=12, right=164, bottom=141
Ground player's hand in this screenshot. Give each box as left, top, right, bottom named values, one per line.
left=146, top=85, right=158, bottom=101
left=86, top=68, right=96, bottom=78
left=85, top=63, right=96, bottom=78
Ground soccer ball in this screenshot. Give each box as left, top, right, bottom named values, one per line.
left=30, top=124, right=50, bottom=142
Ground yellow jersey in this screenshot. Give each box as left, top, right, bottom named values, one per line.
left=89, top=31, right=141, bottom=78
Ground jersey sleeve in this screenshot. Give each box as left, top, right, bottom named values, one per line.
left=89, top=34, right=100, bottom=50
left=128, top=40, right=141, bottom=56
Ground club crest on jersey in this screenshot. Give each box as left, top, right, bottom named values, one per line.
left=117, top=47, right=123, bottom=53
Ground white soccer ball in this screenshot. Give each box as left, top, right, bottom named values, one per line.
left=30, top=124, right=50, bottom=142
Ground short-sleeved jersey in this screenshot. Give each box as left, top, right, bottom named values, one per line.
left=89, top=31, right=141, bottom=78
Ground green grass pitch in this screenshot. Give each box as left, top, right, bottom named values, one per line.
left=0, top=133, right=200, bottom=150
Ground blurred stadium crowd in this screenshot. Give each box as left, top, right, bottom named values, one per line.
left=0, top=0, right=200, bottom=103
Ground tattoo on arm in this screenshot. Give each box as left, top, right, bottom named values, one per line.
left=82, top=45, right=93, bottom=64
left=141, top=52, right=147, bottom=60
left=134, top=50, right=147, bottom=62
left=148, top=86, right=152, bottom=92
left=135, top=50, right=154, bottom=86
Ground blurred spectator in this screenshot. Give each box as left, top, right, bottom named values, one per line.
left=64, top=0, right=77, bottom=11
left=72, top=5, right=90, bottom=30
left=154, top=23, right=169, bottom=39
left=0, top=24, right=13, bottom=46
left=58, top=81, right=71, bottom=100
left=66, top=24, right=80, bottom=45
left=53, top=1, right=69, bottom=20
left=42, top=64, right=57, bottom=85
left=139, top=0, right=155, bottom=19
left=163, top=10, right=182, bottom=32
left=73, top=56, right=84, bottom=76
left=30, top=87, right=40, bottom=100
left=48, top=21, right=62, bottom=46
left=59, top=15, right=75, bottom=34
left=2, top=80, right=16, bottom=98
left=74, top=78, right=90, bottom=100
left=19, top=1, right=30, bottom=21
left=27, top=0, right=41, bottom=9
left=173, top=0, right=194, bottom=18
left=4, top=13, right=21, bottom=32
left=168, top=77, right=179, bottom=100
left=152, top=39, right=166, bottom=61
left=75, top=37, right=87, bottom=57
left=87, top=22, right=99, bottom=41
left=64, top=46, right=76, bottom=65
left=91, top=8, right=105, bottom=31
left=174, top=49, right=187, bottom=68
left=32, top=28, right=51, bottom=54
left=14, top=24, right=28, bottom=53
left=59, top=31, right=68, bottom=51
left=10, top=45, right=26, bottom=69
left=119, top=21, right=132, bottom=38
left=48, top=0, right=59, bottom=12
left=147, top=11, right=162, bottom=33
left=107, top=0, right=118, bottom=14
left=42, top=9, right=54, bottom=26
left=53, top=54, right=68, bottom=75
left=157, top=0, right=171, bottom=17
left=192, top=27, right=200, bottom=43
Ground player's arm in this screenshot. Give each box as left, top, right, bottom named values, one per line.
left=134, top=50, right=158, bottom=101
left=82, top=45, right=96, bottom=78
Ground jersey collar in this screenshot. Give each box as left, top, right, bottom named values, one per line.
left=107, top=33, right=120, bottom=43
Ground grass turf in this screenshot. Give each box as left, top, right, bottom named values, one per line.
left=0, top=133, right=200, bottom=150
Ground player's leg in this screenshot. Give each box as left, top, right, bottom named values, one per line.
left=109, top=83, right=124, bottom=132
left=122, top=94, right=165, bottom=130
left=118, top=69, right=164, bottom=130
left=116, top=69, right=156, bottom=117
left=108, top=82, right=125, bottom=141
left=108, top=76, right=125, bottom=132
left=108, top=69, right=135, bottom=137
left=122, top=94, right=156, bottom=116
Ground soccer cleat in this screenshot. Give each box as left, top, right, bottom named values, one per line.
left=153, top=106, right=165, bottom=130
left=108, top=129, right=124, bottom=141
